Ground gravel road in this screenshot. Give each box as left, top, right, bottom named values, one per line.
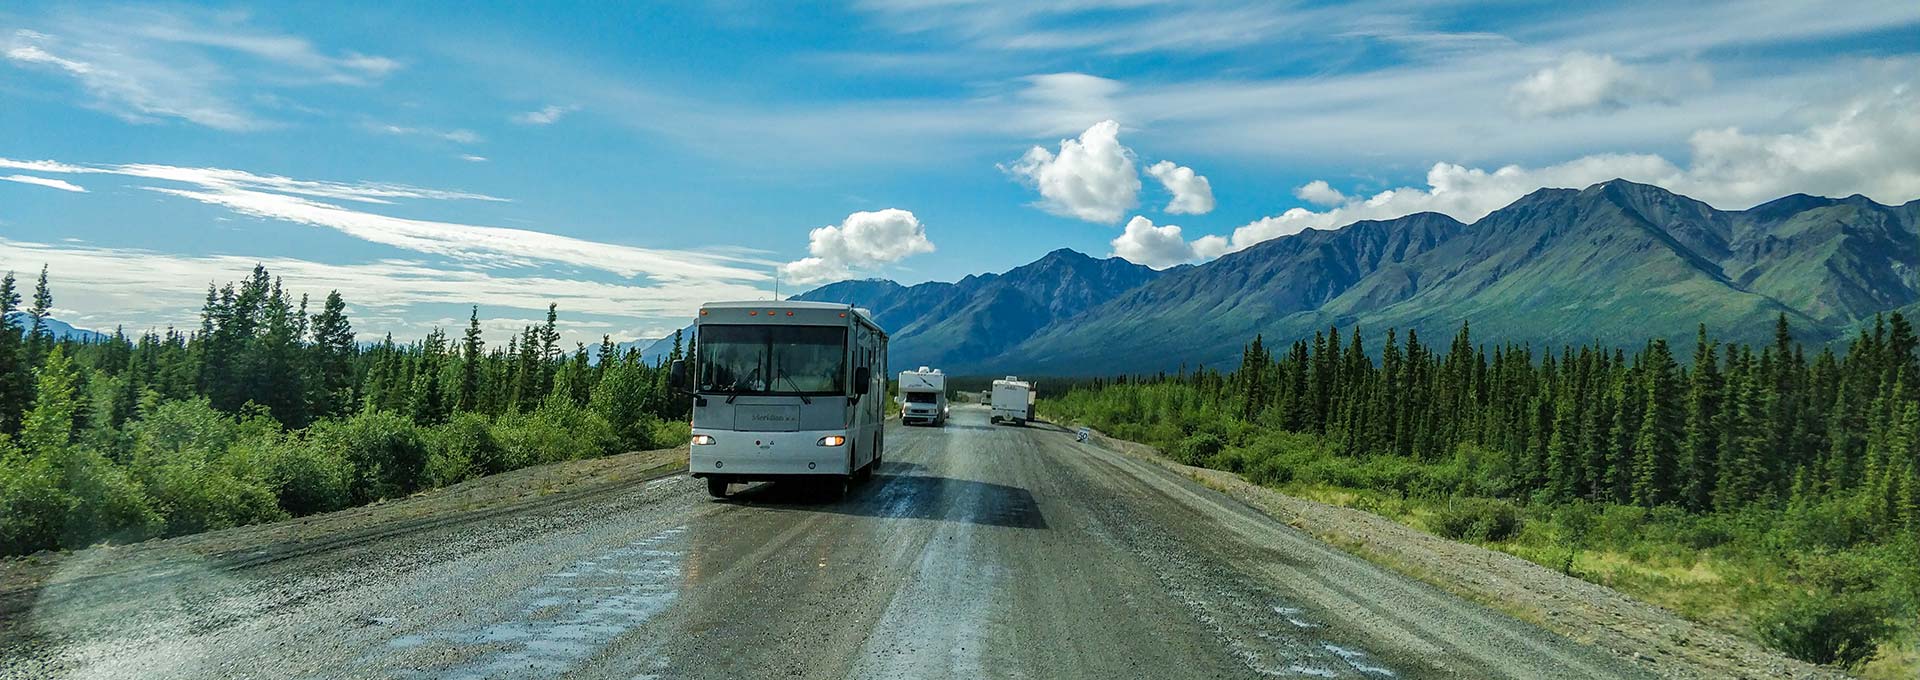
left=1, top=405, right=1649, bottom=679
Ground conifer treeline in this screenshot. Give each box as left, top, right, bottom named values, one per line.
left=0, top=265, right=689, bottom=555
left=1064, top=317, right=1920, bottom=531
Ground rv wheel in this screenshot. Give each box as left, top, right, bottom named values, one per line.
left=706, top=477, right=729, bottom=499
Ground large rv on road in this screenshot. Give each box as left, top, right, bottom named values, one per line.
left=672, top=301, right=888, bottom=499
left=990, top=376, right=1036, bottom=426
left=897, top=366, right=948, bottom=426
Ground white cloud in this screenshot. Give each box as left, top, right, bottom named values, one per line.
left=779, top=209, right=936, bottom=285
left=1228, top=155, right=1682, bottom=249
left=371, top=124, right=482, bottom=144
left=1508, top=52, right=1679, bottom=117
left=1003, top=119, right=1139, bottom=223
left=0, top=237, right=764, bottom=346
left=1192, top=234, right=1231, bottom=261
left=1110, top=215, right=1220, bottom=269
left=2, top=10, right=402, bottom=130
left=0, top=175, right=86, bottom=192
left=1293, top=180, right=1345, bottom=206
left=1015, top=72, right=1124, bottom=136
left=1678, top=85, right=1920, bottom=207
left=0, top=157, right=503, bottom=204
left=0, top=156, right=773, bottom=284
left=513, top=104, right=579, bottom=125
left=1225, top=85, right=1920, bottom=251
left=1144, top=160, right=1214, bottom=215
left=3, top=29, right=258, bottom=130
left=458, top=154, right=489, bottom=163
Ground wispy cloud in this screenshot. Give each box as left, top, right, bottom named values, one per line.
left=512, top=104, right=579, bottom=125
left=458, top=154, right=489, bottom=163
left=0, top=237, right=765, bottom=345
left=0, top=156, right=773, bottom=284
left=0, top=174, right=86, bottom=192
left=2, top=7, right=402, bottom=130
left=368, top=123, right=483, bottom=144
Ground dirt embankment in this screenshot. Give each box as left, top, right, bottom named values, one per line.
left=1080, top=429, right=1852, bottom=680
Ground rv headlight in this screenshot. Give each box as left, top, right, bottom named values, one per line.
left=691, top=434, right=716, bottom=446
left=817, top=435, right=846, bottom=447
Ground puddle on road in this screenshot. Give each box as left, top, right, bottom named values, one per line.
left=379, top=525, right=687, bottom=679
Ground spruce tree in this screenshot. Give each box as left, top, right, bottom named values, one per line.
left=0, top=271, right=28, bottom=434
left=457, top=306, right=485, bottom=412
left=1680, top=326, right=1722, bottom=511
left=23, top=265, right=53, bottom=368
left=309, top=291, right=356, bottom=418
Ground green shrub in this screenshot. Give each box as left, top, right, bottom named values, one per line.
left=1246, top=454, right=1296, bottom=486
left=262, top=437, right=351, bottom=516
left=589, top=361, right=663, bottom=451
left=1431, top=497, right=1524, bottom=542
left=1588, top=505, right=1650, bottom=551
left=0, top=445, right=163, bottom=555
left=1775, top=497, right=1876, bottom=552
left=649, top=419, right=691, bottom=449
left=492, top=398, right=619, bottom=468
left=425, top=412, right=497, bottom=485
left=1172, top=432, right=1225, bottom=466
left=125, top=409, right=288, bottom=536
left=137, top=457, right=285, bottom=536
left=0, top=450, right=71, bottom=555
left=1757, top=590, right=1894, bottom=668
left=1675, top=516, right=1736, bottom=550
left=308, top=411, right=427, bottom=504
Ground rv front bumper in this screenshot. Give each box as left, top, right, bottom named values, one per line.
left=689, top=428, right=853, bottom=479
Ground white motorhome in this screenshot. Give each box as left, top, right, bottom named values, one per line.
left=990, top=376, right=1036, bottom=426
left=672, top=301, right=888, bottom=499
left=897, top=366, right=948, bottom=426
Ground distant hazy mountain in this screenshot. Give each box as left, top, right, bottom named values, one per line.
left=5, top=311, right=110, bottom=343
left=625, top=180, right=1918, bottom=376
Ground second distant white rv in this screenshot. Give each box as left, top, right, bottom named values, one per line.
left=990, top=376, right=1035, bottom=426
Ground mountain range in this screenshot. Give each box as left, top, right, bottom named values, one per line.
left=766, top=179, right=1918, bottom=375
left=5, top=312, right=109, bottom=343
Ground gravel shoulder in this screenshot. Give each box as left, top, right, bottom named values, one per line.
left=1078, top=427, right=1852, bottom=680
left=0, top=447, right=687, bottom=653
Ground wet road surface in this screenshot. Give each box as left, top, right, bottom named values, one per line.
left=1, top=405, right=1647, bottom=679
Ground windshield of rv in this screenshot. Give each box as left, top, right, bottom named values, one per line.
left=905, top=391, right=938, bottom=403
left=697, top=324, right=847, bottom=395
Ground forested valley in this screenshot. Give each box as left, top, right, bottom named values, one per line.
left=0, top=265, right=689, bottom=558
left=1048, top=320, right=1920, bottom=671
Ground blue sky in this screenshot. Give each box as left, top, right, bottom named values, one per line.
left=2, top=1, right=1918, bottom=344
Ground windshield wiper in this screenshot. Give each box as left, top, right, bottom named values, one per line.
left=777, top=371, right=812, bottom=404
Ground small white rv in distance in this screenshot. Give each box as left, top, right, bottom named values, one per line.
left=897, top=366, right=948, bottom=426
left=990, top=376, right=1035, bottom=426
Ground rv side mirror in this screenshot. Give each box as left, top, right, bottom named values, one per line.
left=668, top=359, right=689, bottom=393
left=853, top=366, right=872, bottom=395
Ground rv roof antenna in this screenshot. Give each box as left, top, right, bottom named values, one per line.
left=773, top=266, right=780, bottom=301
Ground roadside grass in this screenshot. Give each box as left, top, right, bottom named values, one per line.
left=1278, top=477, right=1919, bottom=680
left=1049, top=407, right=1919, bottom=678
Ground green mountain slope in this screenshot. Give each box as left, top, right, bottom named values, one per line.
left=794, top=248, right=1165, bottom=369
left=998, top=180, right=1920, bottom=374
